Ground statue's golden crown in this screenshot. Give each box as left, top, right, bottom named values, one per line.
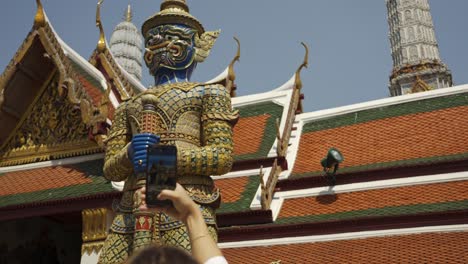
left=142, top=0, right=205, bottom=38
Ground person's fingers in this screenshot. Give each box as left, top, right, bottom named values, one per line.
left=157, top=189, right=178, bottom=201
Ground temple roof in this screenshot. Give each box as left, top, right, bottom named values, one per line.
left=215, top=175, right=260, bottom=214
left=214, top=84, right=468, bottom=254
left=232, top=98, right=284, bottom=162
left=0, top=155, right=118, bottom=221
left=0, top=3, right=114, bottom=167
left=289, top=84, right=468, bottom=180
left=0, top=158, right=113, bottom=208
left=276, top=178, right=468, bottom=225
left=89, top=1, right=146, bottom=106
left=220, top=231, right=468, bottom=263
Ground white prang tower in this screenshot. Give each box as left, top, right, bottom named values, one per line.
left=386, top=0, right=452, bottom=96
left=109, top=5, right=144, bottom=81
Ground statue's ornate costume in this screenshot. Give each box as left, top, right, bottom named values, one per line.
left=98, top=1, right=237, bottom=263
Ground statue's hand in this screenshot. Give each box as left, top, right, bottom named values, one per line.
left=127, top=133, right=160, bottom=173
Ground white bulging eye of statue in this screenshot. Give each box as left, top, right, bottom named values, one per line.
left=165, top=35, right=179, bottom=41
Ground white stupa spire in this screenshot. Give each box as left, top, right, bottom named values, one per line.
left=386, top=0, right=452, bottom=96
left=109, top=5, right=143, bottom=81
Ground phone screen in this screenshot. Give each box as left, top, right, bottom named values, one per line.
left=146, top=145, right=177, bottom=207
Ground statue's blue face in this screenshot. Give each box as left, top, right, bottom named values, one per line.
left=144, top=24, right=196, bottom=75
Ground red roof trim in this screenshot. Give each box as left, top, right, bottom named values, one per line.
left=0, top=191, right=120, bottom=221
left=280, top=158, right=468, bottom=191
left=218, top=209, right=468, bottom=243
left=217, top=210, right=273, bottom=227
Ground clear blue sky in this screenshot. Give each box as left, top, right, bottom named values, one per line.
left=1, top=1, right=467, bottom=112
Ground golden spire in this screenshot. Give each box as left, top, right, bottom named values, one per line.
left=125, top=5, right=133, bottom=22
left=96, top=0, right=106, bottom=52
left=142, top=0, right=204, bottom=38
left=34, top=0, right=46, bottom=28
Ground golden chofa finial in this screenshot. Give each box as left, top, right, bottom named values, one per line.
left=96, top=0, right=106, bottom=52
left=295, top=42, right=309, bottom=90
left=34, top=0, right=46, bottom=28
left=125, top=5, right=133, bottom=22
left=226, top=37, right=241, bottom=97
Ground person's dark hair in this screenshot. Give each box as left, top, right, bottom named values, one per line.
left=126, top=245, right=198, bottom=264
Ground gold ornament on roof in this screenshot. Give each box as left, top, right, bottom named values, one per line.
left=34, top=0, right=46, bottom=28
left=96, top=0, right=106, bottom=52
left=409, top=76, right=432, bottom=94
left=295, top=42, right=309, bottom=91
left=142, top=0, right=205, bottom=38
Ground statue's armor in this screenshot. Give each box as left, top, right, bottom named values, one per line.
left=98, top=82, right=238, bottom=263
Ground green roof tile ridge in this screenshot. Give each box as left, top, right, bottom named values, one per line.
left=303, top=92, right=468, bottom=133
left=0, top=159, right=109, bottom=208
left=275, top=199, right=468, bottom=225
left=69, top=159, right=105, bottom=175
left=291, top=152, right=468, bottom=179
left=234, top=102, right=283, bottom=161
left=0, top=174, right=114, bottom=208
left=218, top=175, right=260, bottom=214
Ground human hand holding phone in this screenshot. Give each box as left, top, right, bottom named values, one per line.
left=145, top=145, right=177, bottom=207
left=137, top=184, right=225, bottom=263
left=138, top=183, right=199, bottom=224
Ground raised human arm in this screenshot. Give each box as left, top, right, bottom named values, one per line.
left=138, top=184, right=226, bottom=264
left=177, top=84, right=239, bottom=177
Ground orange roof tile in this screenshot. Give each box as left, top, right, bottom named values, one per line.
left=222, top=231, right=468, bottom=263
left=233, top=114, right=270, bottom=156
left=215, top=177, right=250, bottom=203
left=279, top=180, right=468, bottom=218
left=0, top=166, right=92, bottom=196
left=293, top=106, right=468, bottom=174
left=78, top=75, right=103, bottom=106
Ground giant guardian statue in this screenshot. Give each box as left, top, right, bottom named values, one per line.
left=98, top=1, right=238, bottom=262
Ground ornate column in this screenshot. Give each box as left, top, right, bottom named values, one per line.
left=81, top=208, right=114, bottom=263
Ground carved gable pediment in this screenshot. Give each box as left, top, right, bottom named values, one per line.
left=0, top=72, right=101, bottom=167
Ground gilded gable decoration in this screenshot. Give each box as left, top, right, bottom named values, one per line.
left=0, top=74, right=101, bottom=166
left=0, top=0, right=108, bottom=166
left=409, top=76, right=433, bottom=94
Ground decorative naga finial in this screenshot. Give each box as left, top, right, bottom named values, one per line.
left=34, top=0, right=46, bottom=28
left=125, top=5, right=133, bottom=22
left=294, top=42, right=309, bottom=90
left=226, top=37, right=241, bottom=97
left=96, top=0, right=106, bottom=52
left=142, top=0, right=204, bottom=38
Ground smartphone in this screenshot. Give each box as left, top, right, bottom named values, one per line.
left=146, top=145, right=177, bottom=207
